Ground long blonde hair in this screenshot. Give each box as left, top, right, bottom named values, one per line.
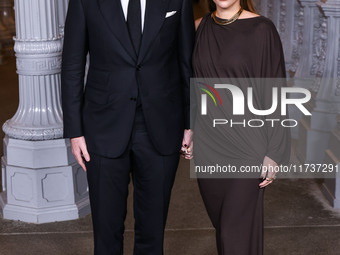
left=208, top=0, right=257, bottom=13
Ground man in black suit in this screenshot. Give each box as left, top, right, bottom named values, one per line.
left=61, top=0, right=194, bottom=254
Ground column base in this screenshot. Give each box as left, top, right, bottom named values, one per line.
left=0, top=192, right=90, bottom=223
left=0, top=137, right=90, bottom=224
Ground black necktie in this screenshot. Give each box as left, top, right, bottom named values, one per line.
left=127, top=0, right=142, bottom=55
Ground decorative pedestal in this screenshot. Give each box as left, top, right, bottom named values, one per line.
left=0, top=138, right=89, bottom=223
left=0, top=0, right=90, bottom=223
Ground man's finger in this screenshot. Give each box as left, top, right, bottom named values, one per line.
left=81, top=146, right=90, bottom=162
left=74, top=151, right=87, bottom=172
left=78, top=158, right=87, bottom=172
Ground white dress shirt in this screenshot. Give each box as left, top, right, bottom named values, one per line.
left=121, top=0, right=146, bottom=32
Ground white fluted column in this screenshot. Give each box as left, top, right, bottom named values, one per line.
left=0, top=0, right=89, bottom=223
left=3, top=0, right=63, bottom=139
left=57, top=0, right=68, bottom=35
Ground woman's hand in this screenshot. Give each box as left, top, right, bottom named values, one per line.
left=259, top=156, right=277, bottom=188
left=70, top=136, right=90, bottom=171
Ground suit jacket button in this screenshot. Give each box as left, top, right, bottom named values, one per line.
left=130, top=97, right=137, bottom=101
left=136, top=65, right=141, bottom=71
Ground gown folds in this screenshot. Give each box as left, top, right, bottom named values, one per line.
left=192, top=14, right=291, bottom=255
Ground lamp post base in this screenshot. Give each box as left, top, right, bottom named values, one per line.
left=0, top=137, right=90, bottom=224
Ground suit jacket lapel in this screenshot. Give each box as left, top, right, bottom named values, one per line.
left=138, top=0, right=169, bottom=63
left=98, top=0, right=137, bottom=61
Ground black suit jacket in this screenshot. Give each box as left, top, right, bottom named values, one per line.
left=61, top=0, right=195, bottom=158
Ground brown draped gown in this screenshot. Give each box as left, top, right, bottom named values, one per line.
left=192, top=14, right=291, bottom=255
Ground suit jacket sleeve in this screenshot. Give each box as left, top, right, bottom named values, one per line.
left=61, top=0, right=89, bottom=138
left=178, top=0, right=195, bottom=129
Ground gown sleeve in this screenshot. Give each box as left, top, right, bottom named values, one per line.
left=261, top=20, right=291, bottom=165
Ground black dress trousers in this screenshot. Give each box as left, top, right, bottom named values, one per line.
left=85, top=105, right=180, bottom=255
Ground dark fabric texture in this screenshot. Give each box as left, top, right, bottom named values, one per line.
left=86, top=106, right=179, bottom=255
left=61, top=0, right=194, bottom=254
left=61, top=0, right=195, bottom=158
left=198, top=178, right=264, bottom=255
left=127, top=0, right=142, bottom=55
left=192, top=14, right=291, bottom=255
left=127, top=0, right=142, bottom=105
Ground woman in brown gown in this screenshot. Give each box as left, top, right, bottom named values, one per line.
left=192, top=0, right=291, bottom=254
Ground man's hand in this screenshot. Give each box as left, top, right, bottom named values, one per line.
left=259, top=155, right=277, bottom=188
left=181, top=129, right=193, bottom=160
left=71, top=136, right=90, bottom=171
